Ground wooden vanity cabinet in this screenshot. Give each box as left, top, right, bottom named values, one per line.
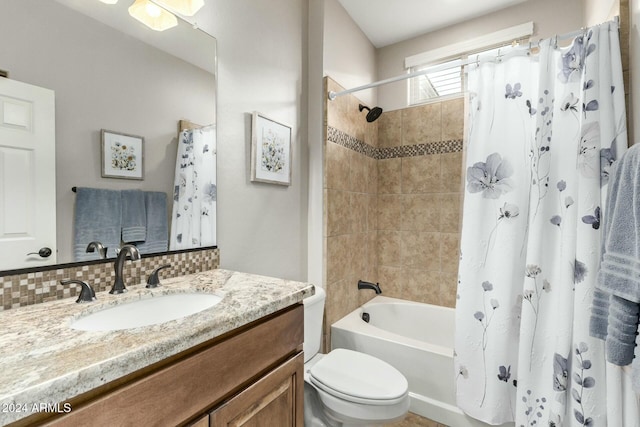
left=33, top=304, right=304, bottom=427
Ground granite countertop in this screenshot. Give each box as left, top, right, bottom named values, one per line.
left=0, top=269, right=314, bottom=425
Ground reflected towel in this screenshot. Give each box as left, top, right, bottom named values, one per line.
left=74, top=187, right=122, bottom=261
left=135, top=192, right=168, bottom=254
left=121, top=189, right=146, bottom=243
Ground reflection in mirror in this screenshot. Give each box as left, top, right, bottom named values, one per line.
left=0, top=0, right=216, bottom=271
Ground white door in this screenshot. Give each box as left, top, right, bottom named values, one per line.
left=0, top=78, right=56, bottom=270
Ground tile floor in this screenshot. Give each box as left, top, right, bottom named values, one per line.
left=384, top=412, right=448, bottom=427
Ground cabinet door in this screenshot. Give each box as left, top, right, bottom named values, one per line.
left=210, top=353, right=303, bottom=427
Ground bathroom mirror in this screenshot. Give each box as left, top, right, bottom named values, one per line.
left=0, top=0, right=217, bottom=271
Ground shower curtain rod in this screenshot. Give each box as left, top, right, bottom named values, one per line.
left=327, top=17, right=619, bottom=101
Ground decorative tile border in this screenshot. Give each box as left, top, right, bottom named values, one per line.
left=0, top=247, right=219, bottom=311
left=326, top=126, right=378, bottom=158
left=327, top=126, right=462, bottom=159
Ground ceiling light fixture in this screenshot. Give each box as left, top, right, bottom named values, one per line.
left=128, top=0, right=178, bottom=31
left=154, top=0, right=204, bottom=16
left=98, top=0, right=119, bottom=4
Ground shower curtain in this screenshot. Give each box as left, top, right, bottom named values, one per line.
left=169, top=126, right=217, bottom=250
left=455, top=21, right=640, bottom=426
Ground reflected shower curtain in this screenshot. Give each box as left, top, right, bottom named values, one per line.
left=169, top=126, right=217, bottom=250
left=455, top=21, right=640, bottom=425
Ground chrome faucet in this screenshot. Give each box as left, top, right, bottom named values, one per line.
left=110, top=244, right=141, bottom=294
left=358, top=280, right=382, bottom=294
left=86, top=241, right=108, bottom=259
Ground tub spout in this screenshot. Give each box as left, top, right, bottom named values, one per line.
left=358, top=280, right=382, bottom=294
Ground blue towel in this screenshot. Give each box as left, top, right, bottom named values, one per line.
left=589, top=288, right=610, bottom=340
left=135, top=192, right=168, bottom=254
left=597, top=144, right=640, bottom=301
left=73, top=187, right=122, bottom=261
left=590, top=143, right=640, bottom=372
left=606, top=295, right=639, bottom=365
left=121, top=189, right=146, bottom=243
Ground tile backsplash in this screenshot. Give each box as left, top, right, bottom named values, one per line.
left=0, top=247, right=219, bottom=311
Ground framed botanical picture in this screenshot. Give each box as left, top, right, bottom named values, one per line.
left=251, top=112, right=292, bottom=186
left=101, top=129, right=144, bottom=180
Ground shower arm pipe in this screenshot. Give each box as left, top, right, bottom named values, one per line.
left=327, top=17, right=619, bottom=102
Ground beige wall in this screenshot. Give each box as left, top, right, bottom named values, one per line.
left=308, top=0, right=327, bottom=289
left=0, top=0, right=215, bottom=264
left=323, top=0, right=378, bottom=107
left=585, top=0, right=619, bottom=26
left=316, top=0, right=378, bottom=289
left=377, top=0, right=585, bottom=110
left=2, top=0, right=309, bottom=280
left=199, top=0, right=308, bottom=281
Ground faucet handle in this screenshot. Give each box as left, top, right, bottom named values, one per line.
left=146, top=264, right=172, bottom=288
left=61, top=279, right=97, bottom=303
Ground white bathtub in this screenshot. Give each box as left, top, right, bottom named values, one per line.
left=330, top=296, right=489, bottom=427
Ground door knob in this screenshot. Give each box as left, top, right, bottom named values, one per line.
left=27, top=247, right=52, bottom=258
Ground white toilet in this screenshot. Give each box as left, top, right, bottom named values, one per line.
left=303, top=287, right=410, bottom=426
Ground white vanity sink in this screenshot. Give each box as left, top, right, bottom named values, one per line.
left=70, top=293, right=223, bottom=331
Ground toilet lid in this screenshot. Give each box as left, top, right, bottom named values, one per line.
left=309, top=349, right=408, bottom=405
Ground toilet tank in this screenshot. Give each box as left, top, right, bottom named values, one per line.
left=303, top=286, right=325, bottom=363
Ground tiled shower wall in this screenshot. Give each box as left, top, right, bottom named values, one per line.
left=324, top=78, right=379, bottom=349
left=323, top=77, right=464, bottom=347
left=376, top=101, right=463, bottom=307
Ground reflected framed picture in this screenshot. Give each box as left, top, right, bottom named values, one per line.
left=101, top=129, right=144, bottom=180
left=251, top=112, right=292, bottom=186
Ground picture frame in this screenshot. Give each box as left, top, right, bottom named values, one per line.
left=251, top=112, right=292, bottom=186
left=101, top=129, right=144, bottom=180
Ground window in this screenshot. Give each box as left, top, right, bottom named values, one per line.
left=409, top=58, right=463, bottom=103
left=405, top=22, right=534, bottom=105
left=408, top=44, right=528, bottom=105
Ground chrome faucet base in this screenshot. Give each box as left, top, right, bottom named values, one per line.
left=109, top=288, right=128, bottom=295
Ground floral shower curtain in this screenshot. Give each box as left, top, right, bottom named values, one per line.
left=455, top=21, right=640, bottom=426
left=169, top=126, right=217, bottom=250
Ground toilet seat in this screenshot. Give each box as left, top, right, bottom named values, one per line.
left=308, top=348, right=408, bottom=405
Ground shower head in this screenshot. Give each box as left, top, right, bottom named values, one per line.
left=358, top=104, right=383, bottom=122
